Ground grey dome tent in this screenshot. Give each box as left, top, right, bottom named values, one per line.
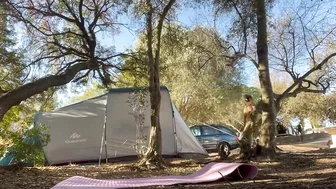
left=34, top=86, right=207, bottom=165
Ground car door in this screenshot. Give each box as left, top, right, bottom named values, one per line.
left=200, top=126, right=222, bottom=150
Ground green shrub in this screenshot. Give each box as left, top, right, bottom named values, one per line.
left=9, top=124, right=50, bottom=167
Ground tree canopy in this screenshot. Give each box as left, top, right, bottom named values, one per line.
left=0, top=4, right=55, bottom=155
left=115, top=24, right=259, bottom=129
left=0, top=0, right=128, bottom=121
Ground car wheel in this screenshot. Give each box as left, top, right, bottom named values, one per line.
left=218, top=142, right=230, bottom=160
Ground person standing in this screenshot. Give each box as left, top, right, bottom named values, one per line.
left=297, top=123, right=303, bottom=141
left=239, top=95, right=256, bottom=160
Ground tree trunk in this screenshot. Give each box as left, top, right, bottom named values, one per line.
left=137, top=0, right=173, bottom=168
left=0, top=62, right=88, bottom=121
left=256, top=0, right=276, bottom=157
left=137, top=43, right=165, bottom=166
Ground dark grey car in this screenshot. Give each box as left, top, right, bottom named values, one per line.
left=190, top=124, right=240, bottom=159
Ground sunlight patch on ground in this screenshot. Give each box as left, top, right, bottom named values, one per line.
left=286, top=178, right=326, bottom=183
left=316, top=158, right=336, bottom=164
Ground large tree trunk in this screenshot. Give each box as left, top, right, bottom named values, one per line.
left=137, top=0, right=175, bottom=168
left=256, top=0, right=276, bottom=157
left=137, top=0, right=163, bottom=168
left=137, top=60, right=164, bottom=167
left=0, top=62, right=88, bottom=121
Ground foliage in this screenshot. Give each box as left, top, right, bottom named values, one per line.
left=280, top=92, right=336, bottom=128
left=0, top=4, right=24, bottom=94
left=116, top=24, right=252, bottom=129
left=213, top=0, right=278, bottom=156
left=0, top=4, right=24, bottom=154
left=211, top=0, right=336, bottom=156
left=268, top=1, right=336, bottom=109
left=8, top=124, right=50, bottom=167
left=0, top=89, right=55, bottom=154
left=0, top=0, right=128, bottom=122
left=324, top=93, right=336, bottom=122
left=0, top=4, right=55, bottom=155
left=70, top=82, right=106, bottom=103
left=4, top=0, right=336, bottom=160
left=214, top=0, right=336, bottom=102
left=6, top=0, right=124, bottom=84
left=127, top=88, right=150, bottom=158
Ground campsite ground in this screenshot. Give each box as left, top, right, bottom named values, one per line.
left=0, top=145, right=335, bottom=189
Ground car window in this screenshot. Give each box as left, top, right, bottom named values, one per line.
left=202, top=126, right=221, bottom=135
left=213, top=125, right=237, bottom=136
left=191, top=127, right=201, bottom=136
left=221, top=128, right=236, bottom=135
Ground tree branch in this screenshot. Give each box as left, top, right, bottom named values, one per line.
left=78, top=0, right=85, bottom=23
left=230, top=0, right=248, bottom=54
left=276, top=52, right=336, bottom=104
left=154, top=0, right=176, bottom=65
left=145, top=0, right=154, bottom=65
left=0, top=62, right=89, bottom=121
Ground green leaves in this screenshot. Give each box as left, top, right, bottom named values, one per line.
left=70, top=82, right=106, bottom=103
left=0, top=6, right=24, bottom=93
left=280, top=93, right=334, bottom=128
left=114, top=24, right=253, bottom=129
left=0, top=89, right=56, bottom=155
left=8, top=124, right=50, bottom=167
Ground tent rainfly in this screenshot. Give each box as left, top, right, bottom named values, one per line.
left=34, top=86, right=207, bottom=165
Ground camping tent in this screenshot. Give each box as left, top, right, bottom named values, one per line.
left=0, top=151, right=14, bottom=166
left=34, top=86, right=207, bottom=165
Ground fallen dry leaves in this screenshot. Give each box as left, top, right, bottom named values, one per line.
left=0, top=146, right=335, bottom=189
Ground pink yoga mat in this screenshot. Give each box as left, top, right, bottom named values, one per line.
left=52, top=162, right=258, bottom=189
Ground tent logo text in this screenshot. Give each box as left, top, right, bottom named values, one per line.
left=70, top=133, right=81, bottom=139
left=65, top=133, right=87, bottom=144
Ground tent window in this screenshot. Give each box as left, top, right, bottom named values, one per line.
left=191, top=127, right=201, bottom=136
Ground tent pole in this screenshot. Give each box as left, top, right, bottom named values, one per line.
left=104, top=118, right=108, bottom=163
left=103, top=91, right=112, bottom=164
left=173, top=110, right=178, bottom=156
left=167, top=90, right=178, bottom=157
left=171, top=105, right=178, bottom=157
left=98, top=116, right=106, bottom=166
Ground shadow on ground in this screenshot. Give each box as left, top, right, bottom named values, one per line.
left=0, top=148, right=335, bottom=189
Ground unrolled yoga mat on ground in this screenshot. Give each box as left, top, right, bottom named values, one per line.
left=52, top=162, right=258, bottom=189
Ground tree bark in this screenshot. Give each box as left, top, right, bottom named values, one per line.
left=256, top=0, right=276, bottom=157
left=137, top=7, right=164, bottom=165
left=0, top=62, right=88, bottom=121
left=137, top=0, right=176, bottom=168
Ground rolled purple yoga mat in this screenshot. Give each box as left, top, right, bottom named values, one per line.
left=52, top=162, right=258, bottom=189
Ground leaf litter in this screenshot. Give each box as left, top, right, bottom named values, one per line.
left=0, top=145, right=335, bottom=189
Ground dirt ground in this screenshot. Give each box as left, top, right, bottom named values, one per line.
left=0, top=145, right=335, bottom=189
